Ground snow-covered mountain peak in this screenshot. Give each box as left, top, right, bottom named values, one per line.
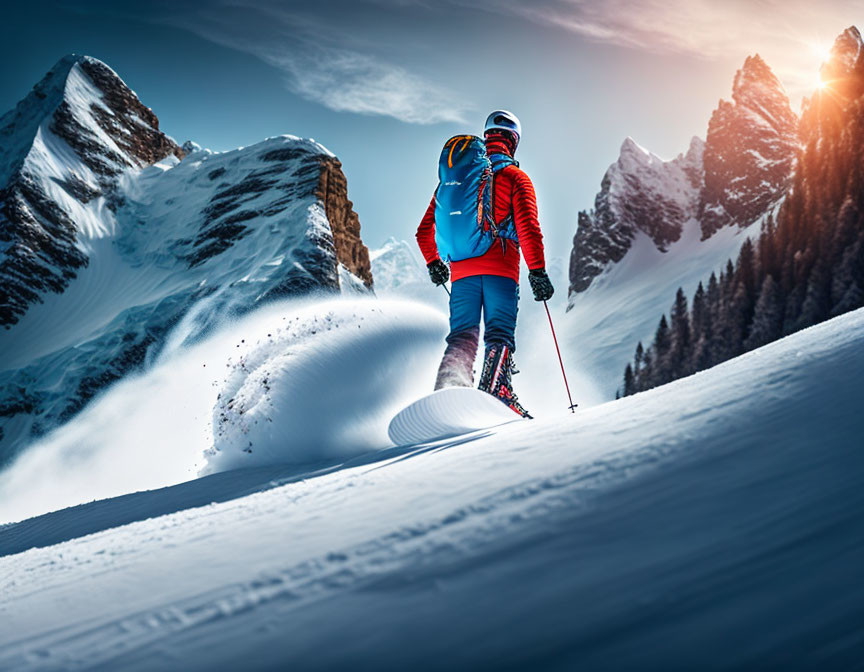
left=684, top=134, right=705, bottom=156
left=180, top=139, right=204, bottom=155
left=569, top=52, right=799, bottom=299
left=567, top=131, right=705, bottom=294
left=369, top=236, right=410, bottom=262
left=814, top=25, right=864, bottom=106
left=0, top=54, right=187, bottom=328
left=618, top=136, right=651, bottom=161
left=369, top=237, right=430, bottom=296
left=1, top=54, right=183, bottom=182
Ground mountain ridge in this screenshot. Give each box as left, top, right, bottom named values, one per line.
left=569, top=52, right=799, bottom=299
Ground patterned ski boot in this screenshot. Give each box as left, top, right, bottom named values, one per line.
left=478, top=344, right=532, bottom=419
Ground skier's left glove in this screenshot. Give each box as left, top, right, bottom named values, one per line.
left=427, top=258, right=450, bottom=286
left=528, top=268, right=554, bottom=301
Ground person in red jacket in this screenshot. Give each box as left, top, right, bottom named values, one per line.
left=416, top=110, right=554, bottom=417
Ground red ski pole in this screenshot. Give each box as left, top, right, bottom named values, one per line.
left=544, top=301, right=577, bottom=413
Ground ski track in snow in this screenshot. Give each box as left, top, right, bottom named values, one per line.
left=0, top=307, right=862, bottom=670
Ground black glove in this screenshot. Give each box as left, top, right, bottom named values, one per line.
left=528, top=268, right=554, bottom=301
left=427, top=258, right=450, bottom=286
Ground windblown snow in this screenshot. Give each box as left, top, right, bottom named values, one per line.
left=0, top=298, right=446, bottom=522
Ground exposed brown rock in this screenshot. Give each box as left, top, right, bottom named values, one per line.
left=317, top=157, right=373, bottom=287
left=78, top=58, right=185, bottom=164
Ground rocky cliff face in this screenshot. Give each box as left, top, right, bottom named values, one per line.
left=0, top=55, right=372, bottom=465
left=700, top=54, right=800, bottom=238
left=317, top=157, right=373, bottom=287
left=569, top=54, right=799, bottom=297
left=569, top=136, right=703, bottom=293
left=818, top=26, right=864, bottom=98
left=0, top=55, right=184, bottom=327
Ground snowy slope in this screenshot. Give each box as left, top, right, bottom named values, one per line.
left=565, top=213, right=768, bottom=397
left=1, top=306, right=861, bottom=670
left=0, top=56, right=373, bottom=466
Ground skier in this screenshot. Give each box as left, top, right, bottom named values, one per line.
left=416, top=110, right=554, bottom=417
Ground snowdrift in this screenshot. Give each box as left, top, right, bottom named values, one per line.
left=204, top=300, right=445, bottom=473
left=0, top=306, right=861, bottom=669
left=0, top=298, right=446, bottom=522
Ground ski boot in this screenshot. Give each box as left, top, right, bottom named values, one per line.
left=434, top=328, right=479, bottom=390
left=478, top=344, right=532, bottom=418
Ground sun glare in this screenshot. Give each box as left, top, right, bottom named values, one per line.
left=809, top=41, right=833, bottom=63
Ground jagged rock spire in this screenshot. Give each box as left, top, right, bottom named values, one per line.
left=699, top=54, right=799, bottom=238
left=821, top=26, right=864, bottom=82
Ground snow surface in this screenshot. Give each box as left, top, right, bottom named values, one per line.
left=566, top=209, right=770, bottom=398
left=205, top=299, right=445, bottom=473
left=1, top=305, right=862, bottom=670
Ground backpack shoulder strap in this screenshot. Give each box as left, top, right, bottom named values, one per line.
left=484, top=153, right=524, bottom=250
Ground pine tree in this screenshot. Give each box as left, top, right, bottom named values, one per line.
left=727, top=281, right=751, bottom=356
left=744, top=275, right=783, bottom=350
left=623, top=364, right=635, bottom=397
left=653, top=315, right=672, bottom=385
left=668, top=287, right=691, bottom=378
left=832, top=279, right=864, bottom=315
left=689, top=281, right=711, bottom=371
left=737, top=238, right=757, bottom=305
left=794, top=261, right=831, bottom=331
left=639, top=348, right=655, bottom=393
left=691, top=282, right=707, bottom=337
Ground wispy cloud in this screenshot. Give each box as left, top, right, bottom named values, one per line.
left=164, top=1, right=468, bottom=124
left=159, top=0, right=857, bottom=118
left=482, top=0, right=859, bottom=99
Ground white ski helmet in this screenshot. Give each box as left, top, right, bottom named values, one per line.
left=484, top=110, right=521, bottom=145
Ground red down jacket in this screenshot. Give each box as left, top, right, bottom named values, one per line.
left=415, top=142, right=546, bottom=284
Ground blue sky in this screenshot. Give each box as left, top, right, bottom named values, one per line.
left=0, top=1, right=856, bottom=258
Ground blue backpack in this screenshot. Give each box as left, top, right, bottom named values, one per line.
left=434, top=135, right=520, bottom=262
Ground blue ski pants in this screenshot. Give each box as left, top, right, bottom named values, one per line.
left=448, top=275, right=519, bottom=350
